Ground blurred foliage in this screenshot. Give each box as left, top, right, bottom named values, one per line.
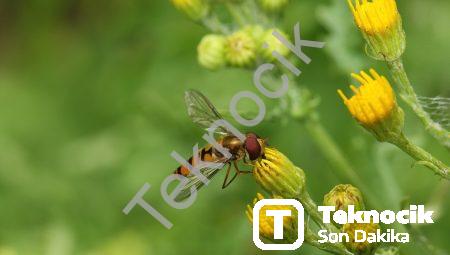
left=0, top=0, right=449, bottom=254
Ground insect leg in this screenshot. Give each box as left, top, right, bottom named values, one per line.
left=242, top=154, right=255, bottom=167
left=222, top=162, right=240, bottom=189
left=235, top=160, right=253, bottom=174
left=222, top=163, right=234, bottom=189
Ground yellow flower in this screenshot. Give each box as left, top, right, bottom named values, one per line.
left=338, top=69, right=394, bottom=125
left=170, top=0, right=208, bottom=20
left=225, top=30, right=257, bottom=67
left=323, top=184, right=365, bottom=212
left=342, top=222, right=380, bottom=252
left=339, top=70, right=450, bottom=179
left=253, top=147, right=306, bottom=198
left=346, top=0, right=405, bottom=61
left=338, top=69, right=404, bottom=141
left=347, top=0, right=398, bottom=35
left=246, top=193, right=297, bottom=243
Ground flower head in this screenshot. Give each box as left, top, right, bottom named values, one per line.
left=197, top=34, right=227, bottom=70
left=342, top=222, right=380, bottom=252
left=338, top=69, right=395, bottom=125
left=346, top=0, right=405, bottom=60
left=246, top=193, right=297, bottom=243
left=170, top=0, right=208, bottom=20
left=253, top=147, right=306, bottom=198
left=348, top=0, right=398, bottom=35
left=323, top=184, right=365, bottom=212
left=225, top=30, right=257, bottom=67
left=259, top=28, right=290, bottom=61
left=338, top=68, right=404, bottom=141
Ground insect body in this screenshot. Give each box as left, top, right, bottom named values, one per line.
left=173, top=90, right=266, bottom=201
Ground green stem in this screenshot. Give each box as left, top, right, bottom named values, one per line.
left=387, top=59, right=450, bottom=149
left=297, top=191, right=339, bottom=233
left=201, top=14, right=229, bottom=34
left=302, top=114, right=382, bottom=208
left=390, top=133, right=449, bottom=180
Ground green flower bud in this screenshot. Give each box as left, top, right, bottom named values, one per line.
left=259, top=28, right=289, bottom=61
left=258, top=0, right=289, bottom=12
left=170, top=0, right=208, bottom=20
left=323, top=184, right=365, bottom=212
left=253, top=147, right=306, bottom=198
left=225, top=30, right=257, bottom=68
left=197, top=34, right=227, bottom=70
left=243, top=25, right=265, bottom=47
left=342, top=222, right=380, bottom=253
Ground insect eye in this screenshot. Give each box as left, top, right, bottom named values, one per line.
left=245, top=137, right=261, bottom=161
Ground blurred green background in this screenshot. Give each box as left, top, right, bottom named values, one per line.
left=0, top=0, right=449, bottom=254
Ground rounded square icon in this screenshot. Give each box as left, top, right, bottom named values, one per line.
left=252, top=199, right=304, bottom=250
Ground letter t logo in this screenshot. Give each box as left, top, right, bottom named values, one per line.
left=266, top=209, right=291, bottom=239
left=252, top=199, right=305, bottom=250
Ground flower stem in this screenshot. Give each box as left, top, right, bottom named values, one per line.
left=386, top=59, right=450, bottom=149
left=298, top=191, right=339, bottom=233
left=201, top=14, right=229, bottom=34
left=302, top=114, right=382, bottom=208
left=390, top=133, right=449, bottom=180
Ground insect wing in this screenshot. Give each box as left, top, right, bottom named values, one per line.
left=185, top=90, right=230, bottom=135
left=174, top=162, right=226, bottom=202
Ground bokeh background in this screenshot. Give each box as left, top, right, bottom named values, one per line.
left=0, top=0, right=449, bottom=254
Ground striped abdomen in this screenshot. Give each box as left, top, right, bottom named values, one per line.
left=174, top=144, right=218, bottom=176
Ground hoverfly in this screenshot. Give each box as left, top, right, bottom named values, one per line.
left=173, top=90, right=267, bottom=201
